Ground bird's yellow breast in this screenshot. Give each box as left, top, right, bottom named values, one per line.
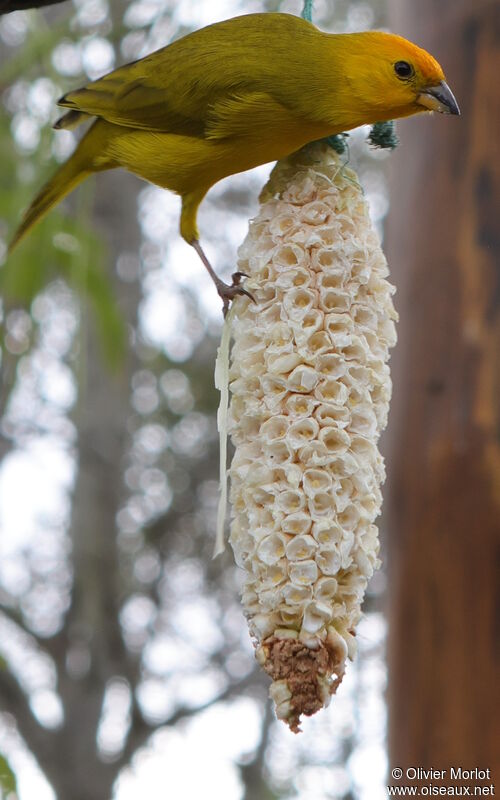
left=103, top=114, right=334, bottom=198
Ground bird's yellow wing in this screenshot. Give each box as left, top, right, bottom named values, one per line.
left=205, top=92, right=299, bottom=140
left=59, top=82, right=291, bottom=140
left=57, top=13, right=322, bottom=137
left=58, top=74, right=203, bottom=136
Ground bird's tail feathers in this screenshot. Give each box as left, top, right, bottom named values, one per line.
left=53, top=110, right=88, bottom=130
left=9, top=122, right=108, bottom=253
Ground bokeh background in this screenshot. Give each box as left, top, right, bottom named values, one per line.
left=0, top=0, right=498, bottom=798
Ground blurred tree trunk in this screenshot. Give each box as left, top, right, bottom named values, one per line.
left=41, top=170, right=143, bottom=800
left=386, top=0, right=500, bottom=787
left=0, top=169, right=145, bottom=800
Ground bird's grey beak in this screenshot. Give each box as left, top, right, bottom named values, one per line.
left=417, top=81, right=460, bottom=115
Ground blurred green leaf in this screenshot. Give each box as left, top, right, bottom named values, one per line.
left=0, top=8, right=126, bottom=370
left=0, top=753, right=17, bottom=797
left=2, top=209, right=127, bottom=368
left=0, top=116, right=126, bottom=367
left=55, top=216, right=127, bottom=368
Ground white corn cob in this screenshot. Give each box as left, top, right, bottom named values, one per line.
left=228, top=142, right=397, bottom=732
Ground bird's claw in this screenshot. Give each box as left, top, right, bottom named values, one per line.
left=217, top=274, right=256, bottom=317
left=231, top=271, right=249, bottom=284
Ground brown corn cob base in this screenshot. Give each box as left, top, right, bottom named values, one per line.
left=259, top=635, right=347, bottom=732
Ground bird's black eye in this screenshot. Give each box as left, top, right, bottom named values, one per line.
left=394, top=61, right=414, bottom=79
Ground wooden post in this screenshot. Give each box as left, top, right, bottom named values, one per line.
left=385, top=0, right=500, bottom=789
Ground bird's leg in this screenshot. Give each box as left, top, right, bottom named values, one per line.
left=191, top=240, right=255, bottom=317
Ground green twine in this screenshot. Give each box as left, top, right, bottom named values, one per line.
left=301, top=0, right=313, bottom=22
left=300, top=0, right=398, bottom=152
left=368, top=120, right=399, bottom=149
left=325, top=134, right=348, bottom=155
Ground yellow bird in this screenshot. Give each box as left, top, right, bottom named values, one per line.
left=9, top=12, right=459, bottom=311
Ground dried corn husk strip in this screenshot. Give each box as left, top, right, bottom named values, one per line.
left=228, top=142, right=397, bottom=732
left=214, top=303, right=237, bottom=557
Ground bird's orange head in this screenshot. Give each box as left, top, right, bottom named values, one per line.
left=330, top=30, right=460, bottom=127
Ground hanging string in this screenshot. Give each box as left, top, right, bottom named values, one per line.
left=368, top=120, right=399, bottom=149
left=301, top=0, right=313, bottom=22
left=325, top=133, right=348, bottom=155
left=301, top=0, right=398, bottom=151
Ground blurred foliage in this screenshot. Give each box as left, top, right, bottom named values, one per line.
left=0, top=14, right=71, bottom=84
left=0, top=753, right=17, bottom=797
left=0, top=11, right=126, bottom=366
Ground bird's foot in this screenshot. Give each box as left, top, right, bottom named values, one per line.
left=191, top=240, right=255, bottom=317
left=216, top=272, right=255, bottom=317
